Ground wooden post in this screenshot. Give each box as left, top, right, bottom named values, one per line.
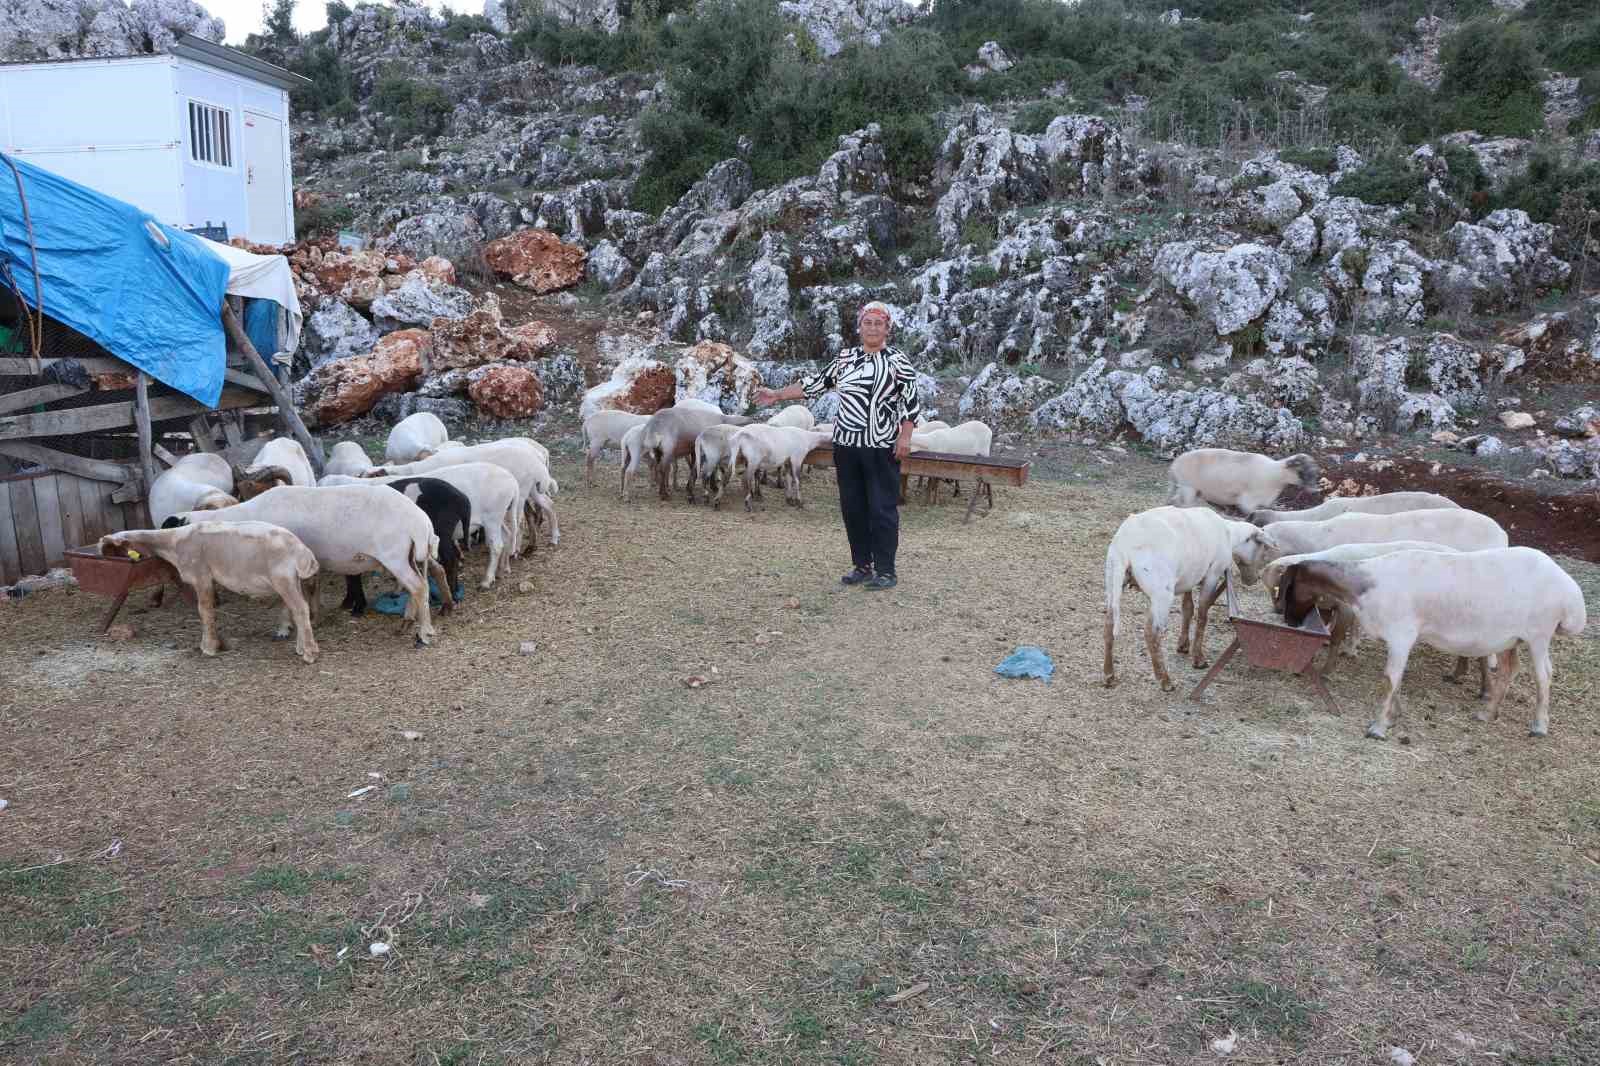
left=188, top=415, right=218, bottom=453
left=220, top=303, right=324, bottom=475
left=133, top=372, right=157, bottom=501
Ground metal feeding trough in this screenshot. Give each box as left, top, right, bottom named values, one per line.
left=63, top=543, right=195, bottom=633
left=1188, top=573, right=1339, bottom=714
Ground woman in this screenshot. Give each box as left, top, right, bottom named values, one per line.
left=753, top=302, right=921, bottom=590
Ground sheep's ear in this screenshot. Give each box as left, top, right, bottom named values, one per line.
left=160, top=515, right=187, bottom=529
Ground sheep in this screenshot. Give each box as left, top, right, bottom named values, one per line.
left=101, top=521, right=320, bottom=664
left=1250, top=490, right=1460, bottom=526
left=1262, top=508, right=1508, bottom=556
left=916, top=419, right=951, bottom=433
left=366, top=441, right=557, bottom=551
left=694, top=423, right=747, bottom=508
left=1276, top=547, right=1587, bottom=738
left=386, top=411, right=449, bottom=463
left=731, top=425, right=831, bottom=512
left=164, top=484, right=447, bottom=646
left=234, top=437, right=316, bottom=499
left=632, top=407, right=753, bottom=502
left=149, top=453, right=237, bottom=528
left=324, top=441, right=374, bottom=478
left=322, top=462, right=520, bottom=588
left=906, top=420, right=994, bottom=501
left=766, top=405, right=816, bottom=430
left=675, top=398, right=722, bottom=414
left=1168, top=448, right=1320, bottom=515
left=334, top=477, right=473, bottom=617
left=583, top=411, right=649, bottom=486
left=1103, top=506, right=1279, bottom=692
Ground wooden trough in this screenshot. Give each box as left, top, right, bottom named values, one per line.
left=802, top=445, right=1031, bottom=523
left=1188, top=574, right=1339, bottom=714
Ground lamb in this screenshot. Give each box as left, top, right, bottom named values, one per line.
left=149, top=453, right=237, bottom=528
left=583, top=411, right=648, bottom=486
left=322, top=461, right=520, bottom=588
left=766, top=405, right=816, bottom=430
left=164, top=484, right=447, bottom=646
left=101, top=521, right=320, bottom=664
left=1168, top=448, right=1320, bottom=515
left=324, top=441, right=374, bottom=478
left=1103, top=505, right=1279, bottom=691
left=334, top=477, right=472, bottom=616
left=1262, top=509, right=1508, bottom=556
left=909, top=420, right=992, bottom=456
left=1276, top=548, right=1588, bottom=738
left=235, top=437, right=316, bottom=499
left=731, top=425, right=831, bottom=511
left=385, top=411, right=449, bottom=463
left=694, top=423, right=747, bottom=508
left=1250, top=490, right=1460, bottom=526
left=366, top=440, right=558, bottom=551
left=631, top=407, right=752, bottom=502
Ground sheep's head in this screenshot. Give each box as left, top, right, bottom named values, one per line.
left=233, top=465, right=294, bottom=500
left=194, top=491, right=238, bottom=512
left=1285, top=453, right=1320, bottom=490
left=100, top=534, right=132, bottom=558
left=1275, top=561, right=1368, bottom=625
left=160, top=515, right=189, bottom=529
left=1246, top=508, right=1275, bottom=527
left=362, top=467, right=389, bottom=478
left=1232, top=526, right=1281, bottom=586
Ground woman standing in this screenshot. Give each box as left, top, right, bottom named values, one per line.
left=753, top=302, right=922, bottom=590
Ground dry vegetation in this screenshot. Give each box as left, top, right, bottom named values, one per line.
left=2, top=446, right=1598, bottom=1065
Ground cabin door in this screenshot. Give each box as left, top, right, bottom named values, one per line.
left=242, top=112, right=289, bottom=245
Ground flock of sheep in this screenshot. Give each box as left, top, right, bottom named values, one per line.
left=92, top=406, right=1589, bottom=744
left=103, top=412, right=556, bottom=663
left=1107, top=448, right=1588, bottom=740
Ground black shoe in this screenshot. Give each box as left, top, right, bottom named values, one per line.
left=864, top=573, right=898, bottom=591
left=841, top=566, right=874, bottom=586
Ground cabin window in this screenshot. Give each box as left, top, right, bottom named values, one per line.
left=188, top=101, right=232, bottom=168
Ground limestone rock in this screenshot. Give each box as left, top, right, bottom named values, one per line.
left=303, top=299, right=377, bottom=370
left=428, top=300, right=555, bottom=373
left=304, top=329, right=429, bottom=426
left=1498, top=411, right=1535, bottom=430
left=957, top=361, right=1058, bottom=423
left=1439, top=209, right=1570, bottom=311
left=585, top=239, right=634, bottom=291
left=468, top=365, right=544, bottom=419
left=1553, top=404, right=1600, bottom=438
left=483, top=229, right=587, bottom=293
left=1154, top=241, right=1292, bottom=337
left=385, top=211, right=486, bottom=264
left=579, top=357, right=678, bottom=419
left=676, top=341, right=762, bottom=413
left=370, top=271, right=475, bottom=332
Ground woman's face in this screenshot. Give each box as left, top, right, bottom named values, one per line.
left=859, top=310, right=891, bottom=348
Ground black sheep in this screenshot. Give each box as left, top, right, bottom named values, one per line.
left=342, top=477, right=472, bottom=616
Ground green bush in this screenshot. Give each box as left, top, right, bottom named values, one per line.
left=1438, top=20, right=1545, bottom=136
left=1015, top=99, right=1073, bottom=135
left=296, top=200, right=354, bottom=240
left=372, top=73, right=454, bottom=142
left=1489, top=151, right=1600, bottom=224
left=1276, top=147, right=1336, bottom=174
left=439, top=9, right=499, bottom=41
left=1330, top=155, right=1424, bottom=206
left=289, top=43, right=356, bottom=116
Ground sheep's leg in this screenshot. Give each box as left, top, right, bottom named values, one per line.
left=788, top=461, right=803, bottom=508
left=1102, top=613, right=1118, bottom=688
left=1444, top=656, right=1473, bottom=685
left=1143, top=587, right=1175, bottom=692
left=273, top=574, right=319, bottom=664
left=387, top=556, right=434, bottom=646
left=195, top=577, right=224, bottom=656
left=1190, top=579, right=1224, bottom=670
left=743, top=466, right=757, bottom=513
left=585, top=443, right=599, bottom=486
left=1368, top=638, right=1415, bottom=740
left=532, top=493, right=559, bottom=545
left=685, top=452, right=699, bottom=503
left=483, top=524, right=504, bottom=589
left=1478, top=644, right=1520, bottom=725
left=427, top=558, right=455, bottom=615
left=1323, top=608, right=1353, bottom=674
left=1476, top=656, right=1492, bottom=700
left=1526, top=639, right=1552, bottom=737
left=1176, top=592, right=1194, bottom=655
left=343, top=574, right=367, bottom=617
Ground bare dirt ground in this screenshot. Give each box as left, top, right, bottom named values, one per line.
left=3, top=447, right=1598, bottom=1065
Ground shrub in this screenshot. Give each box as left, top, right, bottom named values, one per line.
left=439, top=9, right=499, bottom=41
left=371, top=73, right=454, bottom=142
left=1276, top=147, right=1336, bottom=174
left=1489, top=151, right=1600, bottom=225
left=1015, top=100, right=1073, bottom=135
left=296, top=200, right=354, bottom=240
left=1330, top=155, right=1423, bottom=207
left=289, top=43, right=356, bottom=116
left=1438, top=20, right=1545, bottom=137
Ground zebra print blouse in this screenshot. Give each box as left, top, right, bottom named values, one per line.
left=800, top=345, right=923, bottom=449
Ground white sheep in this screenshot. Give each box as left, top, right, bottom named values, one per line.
left=167, top=484, right=445, bottom=646
left=731, top=425, right=831, bottom=511
left=322, top=461, right=521, bottom=588
left=149, top=453, right=237, bottom=528
left=1262, top=509, right=1508, bottom=556
left=766, top=405, right=816, bottom=430
left=367, top=441, right=558, bottom=551
left=1249, top=490, right=1460, bottom=526
left=694, top=423, right=747, bottom=508
left=324, top=441, right=374, bottom=478
left=1168, top=448, right=1320, bottom=515
left=385, top=412, right=450, bottom=463
left=1276, top=547, right=1587, bottom=738
left=102, top=521, right=321, bottom=664
left=235, top=437, right=316, bottom=498
left=1103, top=505, right=1279, bottom=691
left=583, top=411, right=649, bottom=486
left=916, top=419, right=951, bottom=433
left=909, top=420, right=992, bottom=456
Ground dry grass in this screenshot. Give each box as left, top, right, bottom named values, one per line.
left=2, top=443, right=1598, bottom=1066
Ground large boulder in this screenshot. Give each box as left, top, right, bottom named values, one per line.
left=579, top=357, right=678, bottom=419
left=1553, top=403, right=1600, bottom=439
left=1039, top=114, right=1131, bottom=196
left=385, top=211, right=487, bottom=264
left=935, top=108, right=1049, bottom=248
left=815, top=124, right=891, bottom=200
left=675, top=341, right=762, bottom=413
left=1533, top=437, right=1600, bottom=479
left=302, top=329, right=429, bottom=426
left=302, top=299, right=378, bottom=370
left=1348, top=333, right=1521, bottom=432
left=1439, top=209, right=1570, bottom=311
left=428, top=298, right=557, bottom=373
left=467, top=365, right=545, bottom=419
left=585, top=239, right=634, bottom=291
left=0, top=0, right=224, bottom=61
left=1154, top=241, right=1293, bottom=338
left=533, top=352, right=586, bottom=405
left=370, top=271, right=475, bottom=333
left=776, top=0, right=912, bottom=58
left=957, top=361, right=1059, bottom=423
left=482, top=229, right=587, bottom=293
left=744, top=240, right=795, bottom=358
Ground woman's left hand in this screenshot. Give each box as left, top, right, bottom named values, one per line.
left=893, top=431, right=913, bottom=462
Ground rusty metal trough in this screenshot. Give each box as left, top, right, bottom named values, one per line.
left=1188, top=573, right=1339, bottom=714
left=64, top=542, right=194, bottom=633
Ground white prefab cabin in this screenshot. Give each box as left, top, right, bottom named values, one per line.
left=0, top=35, right=310, bottom=245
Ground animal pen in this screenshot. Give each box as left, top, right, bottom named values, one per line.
left=0, top=153, right=314, bottom=585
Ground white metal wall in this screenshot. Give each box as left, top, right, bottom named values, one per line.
left=175, top=60, right=293, bottom=244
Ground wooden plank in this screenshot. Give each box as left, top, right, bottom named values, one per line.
left=0, top=442, right=141, bottom=483
left=0, top=384, right=88, bottom=415
left=10, top=478, right=46, bottom=578
left=0, top=483, right=20, bottom=584
left=57, top=472, right=86, bottom=552
left=802, top=446, right=1031, bottom=487
left=188, top=415, right=219, bottom=453
left=133, top=372, right=158, bottom=501
left=93, top=476, right=120, bottom=540
left=0, top=356, right=129, bottom=376
left=222, top=304, right=323, bottom=474
left=223, top=368, right=272, bottom=392
left=152, top=443, right=179, bottom=467
left=0, top=387, right=262, bottom=440
left=78, top=476, right=112, bottom=543
left=32, top=475, right=67, bottom=569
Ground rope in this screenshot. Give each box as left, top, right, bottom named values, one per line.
left=0, top=151, right=44, bottom=372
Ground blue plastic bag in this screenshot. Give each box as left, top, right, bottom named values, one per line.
left=371, top=576, right=464, bottom=616
left=995, top=645, right=1054, bottom=683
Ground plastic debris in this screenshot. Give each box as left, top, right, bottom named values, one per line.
left=400, top=730, right=423, bottom=741
left=1210, top=1031, right=1239, bottom=1056
left=346, top=785, right=377, bottom=799
left=518, top=641, right=537, bottom=656
left=1388, top=1048, right=1415, bottom=1066
left=995, top=645, right=1054, bottom=683
left=369, top=942, right=391, bottom=957
left=371, top=577, right=465, bottom=616
left=0, top=798, right=9, bottom=813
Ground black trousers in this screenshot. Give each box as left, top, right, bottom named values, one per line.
left=834, top=444, right=900, bottom=575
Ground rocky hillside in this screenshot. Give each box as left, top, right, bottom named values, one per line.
left=18, top=0, right=1600, bottom=479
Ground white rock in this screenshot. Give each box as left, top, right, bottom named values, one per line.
left=400, top=730, right=423, bottom=741
left=1498, top=410, right=1535, bottom=430
left=1388, top=1047, right=1416, bottom=1066
left=1210, top=1030, right=1239, bottom=1055
left=1154, top=241, right=1293, bottom=337
left=369, top=942, right=391, bottom=957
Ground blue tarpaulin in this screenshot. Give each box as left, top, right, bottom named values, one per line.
left=0, top=153, right=231, bottom=406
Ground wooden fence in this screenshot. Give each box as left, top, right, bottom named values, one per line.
left=0, top=469, right=149, bottom=585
